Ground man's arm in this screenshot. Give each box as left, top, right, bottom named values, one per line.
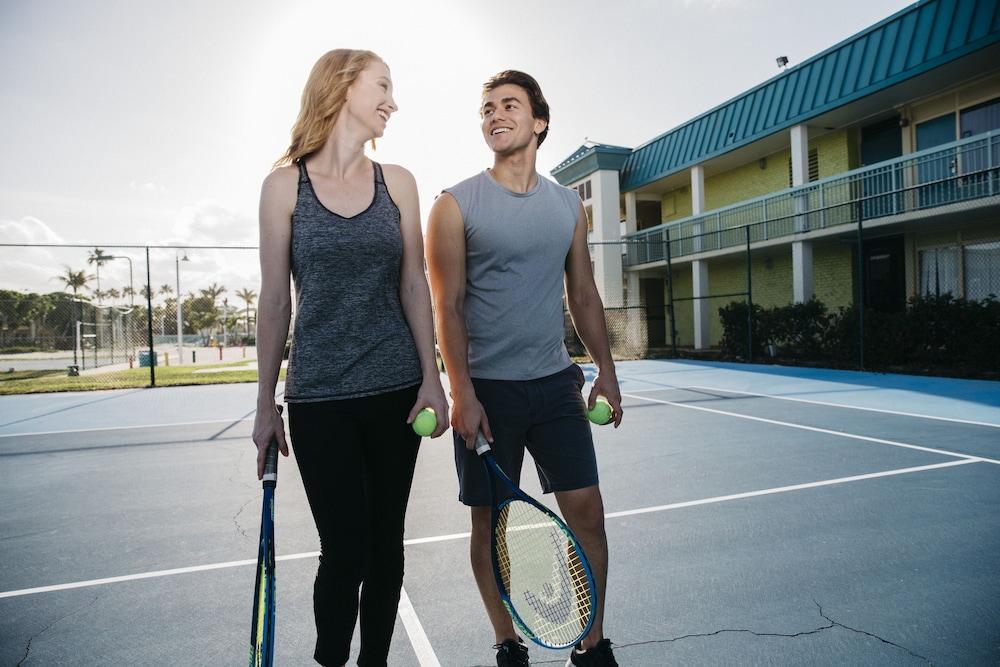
left=426, top=192, right=493, bottom=446
left=564, top=202, right=623, bottom=427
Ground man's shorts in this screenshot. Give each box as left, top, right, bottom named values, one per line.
left=454, top=363, right=599, bottom=507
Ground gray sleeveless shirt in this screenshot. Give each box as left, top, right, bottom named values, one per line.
left=285, top=161, right=422, bottom=402
left=444, top=170, right=580, bottom=380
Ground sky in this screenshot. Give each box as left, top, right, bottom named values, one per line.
left=0, top=0, right=915, bottom=299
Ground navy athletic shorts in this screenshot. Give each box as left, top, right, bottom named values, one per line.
left=454, top=363, right=599, bottom=506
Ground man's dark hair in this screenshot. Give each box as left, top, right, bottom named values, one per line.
left=482, top=70, right=550, bottom=147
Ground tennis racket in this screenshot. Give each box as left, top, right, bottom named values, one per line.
left=249, top=438, right=278, bottom=666
left=475, top=433, right=597, bottom=649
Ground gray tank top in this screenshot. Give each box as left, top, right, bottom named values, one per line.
left=285, top=160, right=422, bottom=402
left=444, top=170, right=580, bottom=380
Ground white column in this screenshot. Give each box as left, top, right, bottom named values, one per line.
left=790, top=124, right=813, bottom=303
left=624, top=192, right=638, bottom=235
left=793, top=242, right=813, bottom=303
left=589, top=169, right=624, bottom=307
left=690, top=165, right=710, bottom=348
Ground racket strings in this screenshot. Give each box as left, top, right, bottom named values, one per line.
left=495, top=501, right=594, bottom=647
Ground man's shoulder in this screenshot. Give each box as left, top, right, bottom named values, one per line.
left=538, top=174, right=583, bottom=210
left=443, top=171, right=487, bottom=195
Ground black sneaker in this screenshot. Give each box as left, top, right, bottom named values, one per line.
left=495, top=638, right=530, bottom=667
left=565, top=638, right=618, bottom=666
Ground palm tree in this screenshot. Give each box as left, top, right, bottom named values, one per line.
left=55, top=266, right=92, bottom=297
left=159, top=284, right=173, bottom=301
left=87, top=248, right=112, bottom=304
left=200, top=282, right=227, bottom=306
left=235, top=287, right=257, bottom=338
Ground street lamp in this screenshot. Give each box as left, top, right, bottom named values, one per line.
left=106, top=255, right=134, bottom=307
left=176, top=251, right=189, bottom=364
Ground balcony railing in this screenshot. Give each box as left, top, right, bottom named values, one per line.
left=619, top=130, right=1000, bottom=266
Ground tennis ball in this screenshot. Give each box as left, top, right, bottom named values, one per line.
left=412, top=408, right=437, bottom=437
left=587, top=398, right=613, bottom=425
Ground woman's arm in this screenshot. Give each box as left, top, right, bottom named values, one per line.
left=384, top=164, right=449, bottom=437
left=252, top=166, right=296, bottom=475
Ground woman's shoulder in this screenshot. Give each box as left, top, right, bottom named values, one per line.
left=378, top=163, right=417, bottom=204
left=262, top=164, right=300, bottom=190
left=379, top=162, right=416, bottom=188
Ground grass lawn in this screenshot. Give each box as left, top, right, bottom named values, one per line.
left=0, top=362, right=284, bottom=395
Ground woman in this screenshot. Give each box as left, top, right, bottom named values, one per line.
left=252, top=49, right=448, bottom=666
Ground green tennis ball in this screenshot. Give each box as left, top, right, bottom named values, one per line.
left=412, top=408, right=437, bottom=437
left=587, top=398, right=613, bottom=425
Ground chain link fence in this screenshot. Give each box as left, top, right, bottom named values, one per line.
left=0, top=244, right=263, bottom=393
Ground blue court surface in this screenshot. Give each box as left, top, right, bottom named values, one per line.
left=1, top=359, right=998, bottom=666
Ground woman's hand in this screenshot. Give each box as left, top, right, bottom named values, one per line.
left=407, top=378, right=450, bottom=438
left=252, top=402, right=288, bottom=479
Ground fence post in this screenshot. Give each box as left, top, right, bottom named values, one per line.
left=855, top=199, right=865, bottom=371
left=665, top=228, right=678, bottom=356
left=746, top=225, right=753, bottom=363
left=145, top=247, right=156, bottom=387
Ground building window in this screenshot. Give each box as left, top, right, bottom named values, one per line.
left=919, top=246, right=960, bottom=297
left=576, top=180, right=592, bottom=201
left=964, top=241, right=1000, bottom=300
left=584, top=204, right=593, bottom=232
left=787, top=148, right=819, bottom=186
left=959, top=97, right=1000, bottom=139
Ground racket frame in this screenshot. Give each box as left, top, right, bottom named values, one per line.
left=475, top=434, right=598, bottom=649
left=249, top=441, right=278, bottom=666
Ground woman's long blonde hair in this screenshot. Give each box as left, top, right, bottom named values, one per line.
left=274, top=49, right=382, bottom=168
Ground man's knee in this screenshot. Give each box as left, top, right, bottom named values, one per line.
left=559, top=487, right=606, bottom=535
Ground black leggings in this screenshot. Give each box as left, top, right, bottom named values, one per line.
left=287, top=386, right=421, bottom=667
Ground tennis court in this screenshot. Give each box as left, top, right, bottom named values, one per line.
left=1, top=359, right=998, bottom=666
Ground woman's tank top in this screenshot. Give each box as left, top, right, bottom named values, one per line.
left=284, top=160, right=422, bottom=402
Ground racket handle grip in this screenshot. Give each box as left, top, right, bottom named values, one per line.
left=474, top=432, right=491, bottom=456
left=262, top=439, right=279, bottom=482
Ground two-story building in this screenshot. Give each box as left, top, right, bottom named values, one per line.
left=553, top=0, right=1000, bottom=356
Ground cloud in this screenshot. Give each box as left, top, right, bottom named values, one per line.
left=0, top=217, right=73, bottom=293
left=0, top=216, right=65, bottom=245
left=129, top=180, right=169, bottom=194
left=171, top=201, right=257, bottom=246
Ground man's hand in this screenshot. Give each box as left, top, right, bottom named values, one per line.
left=587, top=371, right=623, bottom=428
left=451, top=391, right=493, bottom=449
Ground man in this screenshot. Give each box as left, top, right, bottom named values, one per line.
left=426, top=70, right=623, bottom=667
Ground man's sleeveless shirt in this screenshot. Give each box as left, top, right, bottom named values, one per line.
left=443, top=170, right=580, bottom=381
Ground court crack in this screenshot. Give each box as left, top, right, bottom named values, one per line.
left=16, top=592, right=102, bottom=666
left=233, top=496, right=256, bottom=540
left=529, top=600, right=931, bottom=665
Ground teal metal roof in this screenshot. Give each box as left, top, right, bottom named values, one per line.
left=553, top=0, right=1000, bottom=190
left=551, top=143, right=631, bottom=185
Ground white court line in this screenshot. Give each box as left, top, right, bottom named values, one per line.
left=622, top=391, right=1000, bottom=465
left=684, top=385, right=1000, bottom=429
left=0, top=417, right=254, bottom=439
left=0, top=457, right=986, bottom=601
left=398, top=586, right=442, bottom=667
left=605, top=459, right=977, bottom=519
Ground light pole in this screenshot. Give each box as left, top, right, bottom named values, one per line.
left=176, top=251, right=189, bottom=364
left=106, top=256, right=134, bottom=306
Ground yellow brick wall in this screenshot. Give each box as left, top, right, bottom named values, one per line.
left=813, top=129, right=857, bottom=178
left=662, top=188, right=693, bottom=223
left=751, top=251, right=793, bottom=308
left=667, top=267, right=693, bottom=347
left=704, top=150, right=791, bottom=210
left=812, top=242, right=854, bottom=309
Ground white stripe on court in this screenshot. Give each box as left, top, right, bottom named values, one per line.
left=0, top=417, right=254, bottom=439
left=605, top=459, right=978, bottom=519
left=622, top=391, right=1000, bottom=465
left=683, top=385, right=1000, bottom=429
left=0, top=457, right=986, bottom=601
left=398, top=586, right=442, bottom=667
